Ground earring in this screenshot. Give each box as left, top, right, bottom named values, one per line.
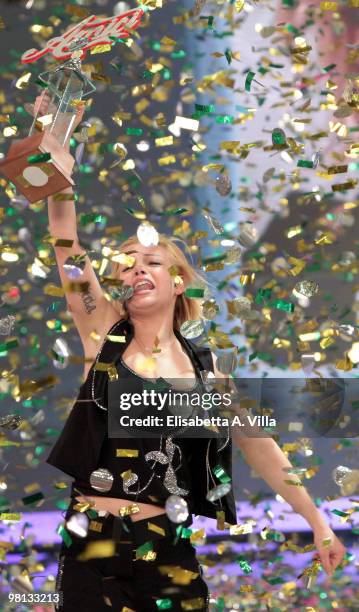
left=174, top=275, right=183, bottom=287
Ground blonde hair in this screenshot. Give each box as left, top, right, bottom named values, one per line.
left=109, top=234, right=208, bottom=330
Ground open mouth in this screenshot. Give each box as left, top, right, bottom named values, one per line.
left=133, top=280, right=155, bottom=294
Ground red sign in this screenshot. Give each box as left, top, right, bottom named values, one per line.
left=21, top=8, right=144, bottom=64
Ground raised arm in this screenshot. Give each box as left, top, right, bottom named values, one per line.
left=35, top=93, right=120, bottom=362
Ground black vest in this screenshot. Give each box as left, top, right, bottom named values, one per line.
left=46, top=319, right=237, bottom=524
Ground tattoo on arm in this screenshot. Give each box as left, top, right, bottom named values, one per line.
left=81, top=288, right=96, bottom=315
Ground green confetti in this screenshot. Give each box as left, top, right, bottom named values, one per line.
left=255, top=288, right=272, bottom=304
left=34, top=77, right=48, bottom=88
left=195, top=103, right=216, bottom=114
left=245, top=71, right=256, bottom=92
left=286, top=24, right=301, bottom=35
left=22, top=492, right=44, bottom=506
left=323, top=63, right=336, bottom=73
left=266, top=577, right=286, bottom=585
left=200, top=16, right=215, bottom=28
left=135, top=540, right=153, bottom=559
left=203, top=252, right=227, bottom=264
left=79, top=213, right=106, bottom=226
left=0, top=338, right=19, bottom=352
left=236, top=556, right=252, bottom=574
left=213, top=465, right=231, bottom=484
left=216, top=115, right=234, bottom=124
left=27, top=152, right=51, bottom=164
left=185, top=287, right=205, bottom=298
left=272, top=128, right=287, bottom=148
left=159, top=207, right=189, bottom=216
left=297, top=160, right=314, bottom=168
left=126, top=127, right=143, bottom=136
left=331, top=509, right=349, bottom=518
left=225, top=48, right=232, bottom=64
left=57, top=524, right=73, bottom=548
left=216, top=597, right=225, bottom=612
left=171, top=49, right=186, bottom=59
left=272, top=299, right=295, bottom=313
left=156, top=599, right=173, bottom=610
left=109, top=36, right=127, bottom=44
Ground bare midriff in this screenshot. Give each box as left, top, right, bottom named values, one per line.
left=75, top=495, right=166, bottom=522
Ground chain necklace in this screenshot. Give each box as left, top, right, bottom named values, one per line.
left=133, top=334, right=178, bottom=356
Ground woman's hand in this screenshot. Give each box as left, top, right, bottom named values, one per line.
left=313, top=523, right=346, bottom=577
left=32, top=91, right=85, bottom=143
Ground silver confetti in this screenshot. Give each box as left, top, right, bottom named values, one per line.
left=293, top=280, right=319, bottom=298
left=201, top=299, right=219, bottom=320
left=224, top=245, right=242, bottom=264
left=180, top=319, right=205, bottom=339
left=200, top=369, right=216, bottom=391
left=0, top=315, right=16, bottom=335
left=63, top=255, right=86, bottom=280
left=52, top=337, right=71, bottom=370
left=238, top=223, right=257, bottom=247
left=89, top=468, right=114, bottom=492
left=338, top=251, right=356, bottom=266
left=332, top=465, right=359, bottom=495
left=311, top=152, right=320, bottom=169
left=206, top=483, right=231, bottom=502
left=114, top=1, right=131, bottom=14
left=137, top=222, right=159, bottom=247
left=216, top=351, right=238, bottom=375
left=263, top=167, right=275, bottom=183
left=215, top=174, right=232, bottom=196
left=122, top=471, right=140, bottom=495
left=228, top=297, right=254, bottom=320
left=203, top=212, right=224, bottom=235
left=165, top=495, right=189, bottom=523
left=66, top=512, right=89, bottom=538
left=110, top=284, right=134, bottom=302
left=0, top=414, right=23, bottom=430
left=332, top=465, right=351, bottom=487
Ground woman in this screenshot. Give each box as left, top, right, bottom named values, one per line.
left=35, top=94, right=346, bottom=611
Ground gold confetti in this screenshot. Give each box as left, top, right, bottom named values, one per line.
left=320, top=1, right=337, bottom=9
left=155, top=135, right=174, bottom=147
left=0, top=513, right=21, bottom=521
left=15, top=72, right=31, bottom=90
left=77, top=541, right=115, bottom=561
left=284, top=479, right=304, bottom=486
left=147, top=522, right=166, bottom=536
left=116, top=449, right=139, bottom=458
left=119, top=503, right=140, bottom=517
left=44, top=284, right=64, bottom=297
left=89, top=521, right=103, bottom=533
left=90, top=44, right=112, bottom=55
left=158, top=154, right=176, bottom=166
left=107, top=335, right=127, bottom=343
left=94, top=361, right=116, bottom=372
left=181, top=597, right=206, bottom=610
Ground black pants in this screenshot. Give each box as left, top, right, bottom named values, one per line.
left=55, top=498, right=209, bottom=611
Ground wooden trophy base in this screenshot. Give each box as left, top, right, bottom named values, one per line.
left=0, top=131, right=75, bottom=203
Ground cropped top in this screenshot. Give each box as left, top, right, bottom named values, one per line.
left=46, top=318, right=237, bottom=524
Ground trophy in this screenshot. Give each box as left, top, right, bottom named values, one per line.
left=0, top=8, right=144, bottom=203
left=0, top=39, right=95, bottom=202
